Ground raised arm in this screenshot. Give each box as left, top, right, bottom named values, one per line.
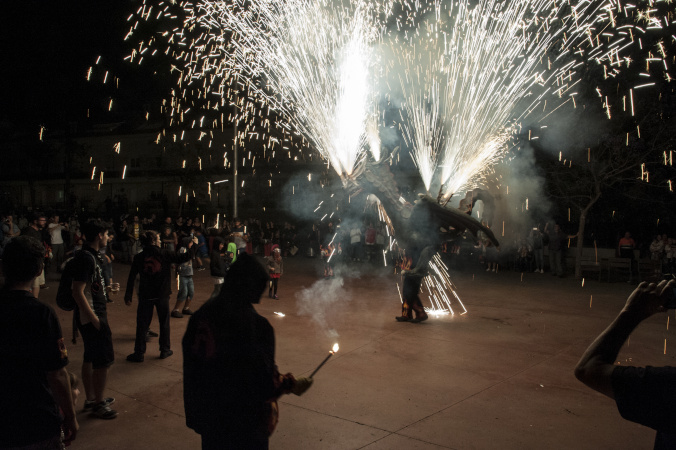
left=575, top=280, right=675, bottom=399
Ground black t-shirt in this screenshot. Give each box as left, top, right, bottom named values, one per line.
left=613, top=365, right=676, bottom=449
left=0, top=289, right=68, bottom=446
left=125, top=245, right=191, bottom=300
left=71, top=246, right=108, bottom=320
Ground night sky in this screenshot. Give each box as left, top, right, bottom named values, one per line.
left=1, top=1, right=160, bottom=134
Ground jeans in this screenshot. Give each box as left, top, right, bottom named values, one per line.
left=533, top=248, right=544, bottom=271
left=549, top=249, right=563, bottom=276
left=177, top=276, right=194, bottom=302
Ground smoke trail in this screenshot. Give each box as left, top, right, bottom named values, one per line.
left=295, top=277, right=346, bottom=339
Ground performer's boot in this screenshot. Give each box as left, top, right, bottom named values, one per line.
left=396, top=302, right=413, bottom=322
left=411, top=305, right=428, bottom=323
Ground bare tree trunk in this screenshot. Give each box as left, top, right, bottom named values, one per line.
left=574, top=186, right=602, bottom=278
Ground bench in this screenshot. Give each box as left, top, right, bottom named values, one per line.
left=578, top=255, right=603, bottom=282
left=607, top=257, right=632, bottom=282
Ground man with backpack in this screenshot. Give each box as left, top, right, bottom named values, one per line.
left=70, top=222, right=118, bottom=419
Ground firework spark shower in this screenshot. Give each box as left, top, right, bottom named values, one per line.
left=125, top=0, right=672, bottom=198
left=182, top=0, right=383, bottom=178
left=388, top=0, right=659, bottom=200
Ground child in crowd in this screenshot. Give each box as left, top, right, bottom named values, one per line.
left=266, top=245, right=283, bottom=299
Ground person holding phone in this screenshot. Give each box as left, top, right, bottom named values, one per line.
left=575, top=279, right=676, bottom=448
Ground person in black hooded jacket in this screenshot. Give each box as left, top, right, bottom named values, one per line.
left=182, top=253, right=313, bottom=449
left=124, top=230, right=192, bottom=362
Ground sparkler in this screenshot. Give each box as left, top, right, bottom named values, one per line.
left=309, top=343, right=339, bottom=378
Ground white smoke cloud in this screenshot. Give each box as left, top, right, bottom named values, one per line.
left=295, top=276, right=348, bottom=339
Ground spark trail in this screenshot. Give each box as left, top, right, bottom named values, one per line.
left=389, top=0, right=667, bottom=200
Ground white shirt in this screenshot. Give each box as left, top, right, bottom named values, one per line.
left=48, top=223, right=65, bottom=245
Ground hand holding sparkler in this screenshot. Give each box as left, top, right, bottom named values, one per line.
left=291, top=377, right=313, bottom=396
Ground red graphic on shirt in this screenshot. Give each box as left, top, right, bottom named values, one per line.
left=143, top=256, right=162, bottom=275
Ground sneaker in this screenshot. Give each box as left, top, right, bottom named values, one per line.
left=534, top=269, right=539, bottom=273
left=540, top=269, right=544, bottom=273
left=84, top=397, right=115, bottom=410
left=395, top=316, right=412, bottom=322
left=160, top=349, right=174, bottom=359
left=146, top=330, right=159, bottom=337
left=126, top=352, right=145, bottom=363
left=171, top=310, right=183, bottom=318
left=273, top=295, right=279, bottom=300
left=197, top=267, right=206, bottom=271
left=182, top=308, right=193, bottom=315
left=486, top=268, right=491, bottom=272
left=91, top=403, right=118, bottom=419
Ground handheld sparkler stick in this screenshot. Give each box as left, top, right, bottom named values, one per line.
left=309, top=343, right=339, bottom=378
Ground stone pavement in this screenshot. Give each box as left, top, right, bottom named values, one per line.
left=37, top=256, right=670, bottom=449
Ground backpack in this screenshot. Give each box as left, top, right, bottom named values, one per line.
left=56, top=250, right=96, bottom=311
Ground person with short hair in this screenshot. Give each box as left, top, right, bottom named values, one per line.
left=575, top=279, right=676, bottom=449
left=0, top=236, right=79, bottom=446
left=124, top=230, right=192, bottom=362
left=71, top=221, right=118, bottom=419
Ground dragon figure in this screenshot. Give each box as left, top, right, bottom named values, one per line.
left=344, top=155, right=500, bottom=252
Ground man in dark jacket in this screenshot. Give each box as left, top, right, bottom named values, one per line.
left=183, top=253, right=313, bottom=449
left=124, top=230, right=192, bottom=362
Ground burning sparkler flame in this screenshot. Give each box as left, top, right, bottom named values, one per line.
left=331, top=343, right=339, bottom=353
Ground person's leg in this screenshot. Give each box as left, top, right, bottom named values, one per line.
left=32, top=276, right=40, bottom=298
left=209, top=282, right=222, bottom=301
left=397, top=277, right=415, bottom=321
left=134, top=300, right=154, bottom=355
left=156, top=297, right=171, bottom=353
left=272, top=278, right=278, bottom=296
left=82, top=362, right=94, bottom=402
left=555, top=250, right=563, bottom=276
left=92, top=367, right=109, bottom=404
left=549, top=250, right=556, bottom=275
left=172, top=277, right=188, bottom=315
left=183, top=278, right=194, bottom=312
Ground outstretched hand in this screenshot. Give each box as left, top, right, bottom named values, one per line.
left=622, top=279, right=676, bottom=322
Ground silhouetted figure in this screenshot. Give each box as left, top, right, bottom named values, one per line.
left=575, top=279, right=676, bottom=449
left=183, top=253, right=312, bottom=449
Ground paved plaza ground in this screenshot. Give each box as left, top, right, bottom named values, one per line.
left=37, top=256, right=670, bottom=449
